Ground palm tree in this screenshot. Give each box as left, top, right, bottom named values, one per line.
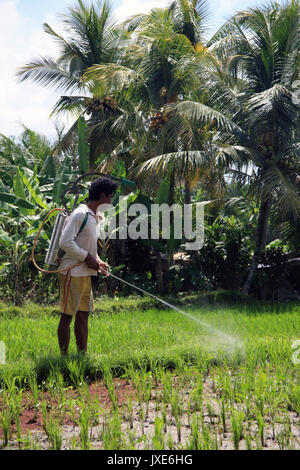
left=82, top=2, right=214, bottom=194
left=168, top=0, right=210, bottom=48
left=206, top=0, right=300, bottom=293
left=16, top=0, right=126, bottom=168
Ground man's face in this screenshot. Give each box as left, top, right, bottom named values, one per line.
left=96, top=192, right=113, bottom=212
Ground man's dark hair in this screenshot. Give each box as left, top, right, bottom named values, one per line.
left=89, top=177, right=118, bottom=201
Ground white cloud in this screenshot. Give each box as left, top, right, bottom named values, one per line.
left=113, top=0, right=168, bottom=22
left=0, top=0, right=73, bottom=141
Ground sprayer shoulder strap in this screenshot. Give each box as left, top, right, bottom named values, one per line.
left=78, top=212, right=89, bottom=235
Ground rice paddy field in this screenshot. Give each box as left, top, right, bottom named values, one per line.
left=0, top=293, right=299, bottom=450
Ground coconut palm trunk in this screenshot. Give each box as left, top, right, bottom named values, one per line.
left=242, top=198, right=271, bottom=295
left=184, top=179, right=191, bottom=204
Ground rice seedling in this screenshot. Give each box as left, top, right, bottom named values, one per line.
left=41, top=405, right=63, bottom=450
left=102, top=409, right=125, bottom=450
left=77, top=401, right=90, bottom=450
left=27, top=374, right=40, bottom=421
left=219, top=397, right=227, bottom=434
left=101, top=364, right=118, bottom=410
left=152, top=417, right=165, bottom=450
left=21, top=431, right=42, bottom=450
left=66, top=358, right=84, bottom=389
left=0, top=408, right=12, bottom=447
left=255, top=410, right=265, bottom=447
left=231, top=409, right=245, bottom=450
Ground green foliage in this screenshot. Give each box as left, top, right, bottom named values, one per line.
left=169, top=215, right=254, bottom=292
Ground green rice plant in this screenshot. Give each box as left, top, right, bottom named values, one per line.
left=161, top=370, right=173, bottom=404
left=255, top=396, right=266, bottom=418
left=66, top=358, right=84, bottom=388
left=276, top=428, right=287, bottom=450
left=280, top=414, right=293, bottom=449
left=152, top=417, right=165, bottom=450
left=161, top=402, right=168, bottom=432
left=167, top=433, right=174, bottom=450
left=102, top=365, right=118, bottom=410
left=69, top=435, right=80, bottom=450
left=190, top=383, right=203, bottom=413
left=245, top=432, right=253, bottom=450
left=89, top=401, right=102, bottom=436
left=125, top=426, right=138, bottom=450
left=154, top=389, right=161, bottom=412
left=287, top=383, right=300, bottom=415
left=219, top=397, right=227, bottom=434
left=21, top=431, right=42, bottom=450
left=170, top=388, right=181, bottom=419
left=255, top=410, right=265, bottom=447
left=175, top=415, right=182, bottom=443
left=206, top=401, right=216, bottom=425
left=65, top=398, right=77, bottom=430
left=27, top=374, right=40, bottom=421
left=42, top=408, right=63, bottom=450
left=138, top=403, right=145, bottom=435
left=0, top=298, right=299, bottom=450
left=188, top=415, right=218, bottom=450
left=186, top=401, right=192, bottom=428
left=170, top=391, right=183, bottom=443
left=102, top=409, right=125, bottom=450
left=0, top=408, right=12, bottom=447
left=77, top=401, right=90, bottom=450
left=230, top=409, right=245, bottom=450
left=8, top=388, right=23, bottom=427
left=187, top=415, right=202, bottom=450
left=128, top=366, right=153, bottom=417
left=125, top=399, right=134, bottom=430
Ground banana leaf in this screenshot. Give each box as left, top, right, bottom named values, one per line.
left=0, top=192, right=36, bottom=210
left=17, top=167, right=49, bottom=210
left=52, top=156, right=73, bottom=205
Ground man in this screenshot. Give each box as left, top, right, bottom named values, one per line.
left=57, top=177, right=117, bottom=355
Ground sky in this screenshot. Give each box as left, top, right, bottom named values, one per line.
left=0, top=0, right=268, bottom=142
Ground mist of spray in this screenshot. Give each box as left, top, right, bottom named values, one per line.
left=101, top=269, right=242, bottom=350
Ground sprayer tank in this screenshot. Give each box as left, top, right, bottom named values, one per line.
left=45, top=212, right=68, bottom=265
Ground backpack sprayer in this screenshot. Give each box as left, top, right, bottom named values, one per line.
left=32, top=172, right=135, bottom=274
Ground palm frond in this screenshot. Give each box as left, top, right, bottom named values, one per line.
left=169, top=100, right=251, bottom=144
left=16, top=57, right=84, bottom=93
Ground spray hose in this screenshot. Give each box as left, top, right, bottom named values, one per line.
left=31, top=208, right=85, bottom=274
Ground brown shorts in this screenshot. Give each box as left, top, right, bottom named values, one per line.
left=59, top=272, right=93, bottom=316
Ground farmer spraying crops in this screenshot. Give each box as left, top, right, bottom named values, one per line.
left=57, top=177, right=117, bottom=355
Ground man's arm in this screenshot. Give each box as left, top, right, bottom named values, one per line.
left=59, top=212, right=89, bottom=262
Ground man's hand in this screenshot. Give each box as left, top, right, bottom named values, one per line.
left=97, top=257, right=109, bottom=276
left=85, top=253, right=100, bottom=271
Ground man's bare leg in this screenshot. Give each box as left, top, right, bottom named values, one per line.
left=74, top=311, right=89, bottom=353
left=58, top=313, right=73, bottom=355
